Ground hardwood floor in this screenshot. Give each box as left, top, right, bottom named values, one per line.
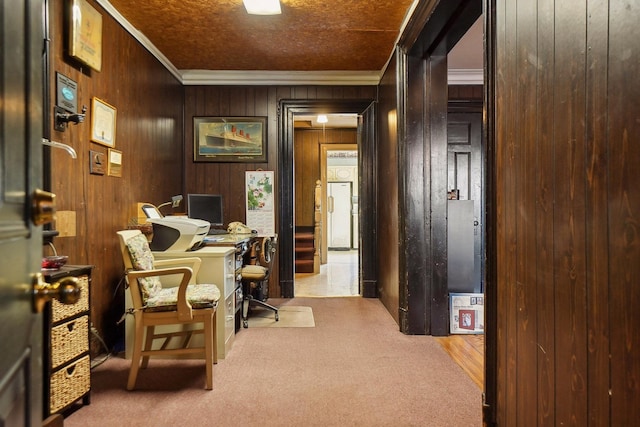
left=435, top=334, right=484, bottom=389
left=295, top=250, right=484, bottom=389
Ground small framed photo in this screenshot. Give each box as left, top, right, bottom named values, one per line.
left=193, top=116, right=267, bottom=163
left=91, top=97, right=116, bottom=147
left=68, top=0, right=102, bottom=72
left=107, top=148, right=122, bottom=177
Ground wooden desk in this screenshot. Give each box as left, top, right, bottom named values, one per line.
left=202, top=234, right=253, bottom=331
left=153, top=247, right=238, bottom=359
left=124, top=247, right=236, bottom=360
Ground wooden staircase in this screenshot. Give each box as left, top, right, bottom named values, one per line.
left=295, top=226, right=315, bottom=273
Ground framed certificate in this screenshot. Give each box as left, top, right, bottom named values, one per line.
left=69, top=0, right=103, bottom=72
left=90, top=97, right=116, bottom=147
left=107, top=149, right=122, bottom=177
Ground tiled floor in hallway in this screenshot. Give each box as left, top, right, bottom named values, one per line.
left=295, top=250, right=359, bottom=297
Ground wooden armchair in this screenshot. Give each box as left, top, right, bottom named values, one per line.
left=116, top=230, right=220, bottom=390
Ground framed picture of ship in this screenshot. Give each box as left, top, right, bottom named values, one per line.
left=193, top=116, right=267, bottom=162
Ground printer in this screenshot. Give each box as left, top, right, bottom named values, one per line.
left=148, top=217, right=210, bottom=251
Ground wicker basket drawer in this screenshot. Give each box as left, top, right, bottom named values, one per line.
left=51, top=316, right=89, bottom=369
left=52, top=274, right=89, bottom=323
left=49, top=355, right=90, bottom=414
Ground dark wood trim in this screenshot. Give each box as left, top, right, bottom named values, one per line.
left=448, top=100, right=483, bottom=113
left=278, top=99, right=376, bottom=298
left=482, top=0, right=497, bottom=424
left=428, top=54, right=450, bottom=336
left=399, top=0, right=483, bottom=335
left=401, top=51, right=429, bottom=334
left=359, top=103, right=377, bottom=298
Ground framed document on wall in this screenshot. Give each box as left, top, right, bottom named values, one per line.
left=90, top=97, right=116, bottom=147
left=69, top=0, right=103, bottom=72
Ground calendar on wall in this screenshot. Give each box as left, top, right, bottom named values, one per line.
left=245, top=171, right=275, bottom=235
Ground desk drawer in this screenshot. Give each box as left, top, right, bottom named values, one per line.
left=224, top=293, right=235, bottom=343
left=51, top=316, right=89, bottom=369
left=49, top=355, right=90, bottom=414
left=224, top=255, right=236, bottom=296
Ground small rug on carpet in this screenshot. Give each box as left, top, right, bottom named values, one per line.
left=247, top=305, right=314, bottom=328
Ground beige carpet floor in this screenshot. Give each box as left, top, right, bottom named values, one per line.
left=247, top=305, right=315, bottom=328
left=64, top=297, right=482, bottom=426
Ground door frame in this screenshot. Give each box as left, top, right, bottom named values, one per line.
left=398, top=0, right=495, bottom=422
left=278, top=100, right=376, bottom=298
left=320, top=143, right=358, bottom=260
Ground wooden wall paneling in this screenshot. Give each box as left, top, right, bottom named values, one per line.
left=535, top=0, right=557, bottom=424
left=294, top=129, right=320, bottom=228
left=495, top=0, right=517, bottom=423
left=482, top=3, right=497, bottom=423
left=553, top=2, right=589, bottom=425
left=402, top=51, right=430, bottom=334
left=358, top=103, right=377, bottom=298
left=184, top=87, right=375, bottom=298
left=294, top=128, right=362, bottom=228
left=448, top=85, right=483, bottom=101
left=428, top=54, right=450, bottom=337
left=514, top=0, right=539, bottom=422
left=608, top=1, right=640, bottom=423
left=376, top=51, right=401, bottom=324
left=50, top=0, right=184, bottom=351
left=584, top=0, right=611, bottom=423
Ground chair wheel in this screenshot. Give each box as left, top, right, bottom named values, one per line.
left=243, top=319, right=248, bottom=328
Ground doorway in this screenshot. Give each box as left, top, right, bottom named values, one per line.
left=278, top=100, right=376, bottom=298
left=293, top=123, right=360, bottom=297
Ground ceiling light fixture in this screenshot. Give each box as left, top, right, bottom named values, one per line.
left=317, top=115, right=328, bottom=142
left=243, top=0, right=281, bottom=15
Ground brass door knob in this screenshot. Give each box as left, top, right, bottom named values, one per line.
left=32, top=273, right=80, bottom=313
left=32, top=188, right=56, bottom=226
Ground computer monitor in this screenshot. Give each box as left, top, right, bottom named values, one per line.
left=187, top=194, right=224, bottom=228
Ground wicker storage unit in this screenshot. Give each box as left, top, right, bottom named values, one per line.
left=43, top=265, right=93, bottom=417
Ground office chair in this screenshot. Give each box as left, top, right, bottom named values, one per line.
left=240, top=235, right=279, bottom=328
left=116, top=230, right=220, bottom=390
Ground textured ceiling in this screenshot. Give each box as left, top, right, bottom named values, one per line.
left=105, top=0, right=416, bottom=72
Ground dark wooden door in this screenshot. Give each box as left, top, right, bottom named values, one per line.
left=0, top=0, right=45, bottom=424
left=447, top=112, right=483, bottom=293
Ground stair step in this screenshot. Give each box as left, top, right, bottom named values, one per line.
left=295, top=232, right=313, bottom=240
left=295, top=259, right=314, bottom=273
left=295, top=228, right=315, bottom=272
left=295, top=246, right=315, bottom=254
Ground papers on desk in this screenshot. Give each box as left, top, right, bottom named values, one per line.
left=202, top=236, right=224, bottom=243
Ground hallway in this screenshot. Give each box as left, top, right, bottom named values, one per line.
left=293, top=249, right=484, bottom=390
left=294, top=250, right=359, bottom=297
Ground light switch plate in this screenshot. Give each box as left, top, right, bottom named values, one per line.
left=89, top=150, right=105, bottom=175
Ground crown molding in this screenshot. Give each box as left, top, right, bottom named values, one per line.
left=180, top=70, right=382, bottom=86
left=448, top=69, right=484, bottom=85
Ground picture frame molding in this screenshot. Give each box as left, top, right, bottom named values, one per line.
left=68, top=0, right=103, bottom=72
left=90, top=97, right=116, bottom=147
left=193, top=116, right=268, bottom=163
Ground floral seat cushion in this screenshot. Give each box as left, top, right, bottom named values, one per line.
left=145, top=283, right=220, bottom=312
left=125, top=233, right=220, bottom=311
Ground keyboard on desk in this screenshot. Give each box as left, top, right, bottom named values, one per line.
left=208, top=228, right=228, bottom=235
